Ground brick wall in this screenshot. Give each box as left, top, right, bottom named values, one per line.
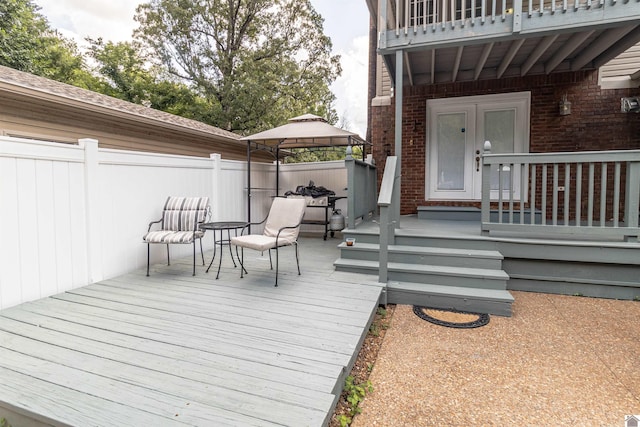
left=370, top=70, right=640, bottom=214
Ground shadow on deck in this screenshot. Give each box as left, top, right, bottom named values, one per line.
left=0, top=235, right=383, bottom=427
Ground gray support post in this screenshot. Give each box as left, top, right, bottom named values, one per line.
left=394, top=50, right=403, bottom=225
left=481, top=141, right=492, bottom=235
left=624, top=160, right=640, bottom=241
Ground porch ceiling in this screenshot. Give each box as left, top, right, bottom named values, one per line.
left=383, top=23, right=640, bottom=85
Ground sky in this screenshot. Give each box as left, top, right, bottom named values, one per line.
left=35, top=0, right=371, bottom=138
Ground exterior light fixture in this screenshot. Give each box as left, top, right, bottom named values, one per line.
left=559, top=94, right=571, bottom=116
left=621, top=96, right=640, bottom=113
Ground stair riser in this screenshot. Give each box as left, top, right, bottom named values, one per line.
left=339, top=249, right=502, bottom=270
left=387, top=288, right=512, bottom=317
left=334, top=264, right=507, bottom=290
left=394, top=235, right=497, bottom=251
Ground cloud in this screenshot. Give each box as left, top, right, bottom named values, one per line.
left=37, top=0, right=137, bottom=45
left=332, top=35, right=369, bottom=138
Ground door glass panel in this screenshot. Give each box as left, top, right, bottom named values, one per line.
left=485, top=110, right=515, bottom=191
left=437, top=113, right=466, bottom=190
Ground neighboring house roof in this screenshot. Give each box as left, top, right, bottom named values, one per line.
left=0, top=65, right=272, bottom=161
left=0, top=65, right=239, bottom=143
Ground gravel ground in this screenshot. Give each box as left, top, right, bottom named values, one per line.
left=351, top=291, right=640, bottom=426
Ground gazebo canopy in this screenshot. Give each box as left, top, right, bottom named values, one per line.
left=240, top=113, right=368, bottom=150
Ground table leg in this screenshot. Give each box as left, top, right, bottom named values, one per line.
left=205, top=229, right=217, bottom=273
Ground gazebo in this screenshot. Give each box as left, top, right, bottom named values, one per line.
left=240, top=114, right=370, bottom=223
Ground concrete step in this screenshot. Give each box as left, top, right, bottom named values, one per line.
left=338, top=242, right=503, bottom=270
left=386, top=281, right=514, bottom=317
left=333, top=258, right=509, bottom=290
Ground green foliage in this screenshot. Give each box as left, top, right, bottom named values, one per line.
left=338, top=375, right=373, bottom=426
left=134, top=0, right=340, bottom=134
left=0, top=0, right=91, bottom=85
left=1, top=417, right=12, bottom=427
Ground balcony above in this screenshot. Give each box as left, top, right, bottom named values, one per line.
left=374, top=0, right=640, bottom=84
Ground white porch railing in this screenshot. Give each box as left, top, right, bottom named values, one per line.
left=481, top=142, right=640, bottom=241
left=382, top=0, right=637, bottom=40
left=377, top=156, right=400, bottom=285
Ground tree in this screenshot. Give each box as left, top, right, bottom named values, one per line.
left=0, top=0, right=93, bottom=86
left=86, top=37, right=216, bottom=123
left=134, top=0, right=341, bottom=134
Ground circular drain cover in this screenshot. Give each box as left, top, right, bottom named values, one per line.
left=413, top=305, right=490, bottom=329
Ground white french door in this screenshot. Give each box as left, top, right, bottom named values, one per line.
left=426, top=92, right=530, bottom=201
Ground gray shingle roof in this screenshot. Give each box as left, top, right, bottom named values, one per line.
left=0, top=65, right=240, bottom=142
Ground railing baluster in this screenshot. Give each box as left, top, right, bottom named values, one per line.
left=552, top=163, right=559, bottom=225
left=433, top=0, right=438, bottom=31
left=451, top=0, right=456, bottom=26
left=600, top=162, right=607, bottom=226
left=588, top=163, right=594, bottom=226
left=531, top=164, right=537, bottom=225
left=442, top=0, right=447, bottom=29
left=472, top=0, right=476, bottom=23
left=520, top=163, right=527, bottom=224
left=542, top=164, right=547, bottom=225
left=396, top=0, right=400, bottom=35
left=502, top=0, right=507, bottom=20
left=564, top=163, right=570, bottom=225
left=540, top=0, right=544, bottom=15
left=509, top=164, right=514, bottom=224
left=423, top=0, right=428, bottom=30
left=563, top=0, right=568, bottom=11
left=462, top=0, right=466, bottom=26
left=576, top=163, right=582, bottom=226
left=528, top=0, right=533, bottom=16
left=498, top=164, right=504, bottom=223
left=405, top=0, right=410, bottom=34
left=492, top=0, right=497, bottom=22
left=482, top=0, right=486, bottom=23
left=613, top=162, right=620, bottom=227
left=413, top=0, right=417, bottom=32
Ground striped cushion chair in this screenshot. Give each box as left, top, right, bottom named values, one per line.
left=143, top=196, right=210, bottom=276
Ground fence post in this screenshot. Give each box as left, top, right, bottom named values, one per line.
left=210, top=153, right=222, bottom=221
left=79, top=138, right=103, bottom=284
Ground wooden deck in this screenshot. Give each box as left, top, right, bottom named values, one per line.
left=0, top=236, right=384, bottom=427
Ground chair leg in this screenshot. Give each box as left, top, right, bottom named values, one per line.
left=199, top=238, right=205, bottom=265
left=146, top=243, right=150, bottom=276
left=295, top=242, right=301, bottom=275
left=274, top=246, right=279, bottom=287
left=192, top=240, right=196, bottom=276
left=166, top=244, right=170, bottom=266
left=268, top=249, right=273, bottom=270
left=240, top=248, right=245, bottom=278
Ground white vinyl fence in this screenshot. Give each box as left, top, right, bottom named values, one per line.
left=0, top=135, right=348, bottom=310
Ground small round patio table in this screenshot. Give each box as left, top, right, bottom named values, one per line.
left=199, top=221, right=248, bottom=279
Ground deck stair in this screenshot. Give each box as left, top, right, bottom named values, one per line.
left=334, top=234, right=514, bottom=316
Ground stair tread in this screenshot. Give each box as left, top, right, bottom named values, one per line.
left=388, top=281, right=515, bottom=302
left=339, top=242, right=503, bottom=259
left=334, top=258, right=509, bottom=280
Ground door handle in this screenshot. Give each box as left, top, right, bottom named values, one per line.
left=475, top=150, right=480, bottom=172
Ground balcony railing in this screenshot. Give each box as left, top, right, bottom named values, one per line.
left=380, top=0, right=638, bottom=49
left=481, top=142, right=640, bottom=241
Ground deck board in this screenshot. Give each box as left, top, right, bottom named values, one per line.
left=0, top=236, right=384, bottom=427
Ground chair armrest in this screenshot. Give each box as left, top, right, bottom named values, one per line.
left=239, top=214, right=270, bottom=235
left=275, top=222, right=303, bottom=246
left=147, top=218, right=162, bottom=232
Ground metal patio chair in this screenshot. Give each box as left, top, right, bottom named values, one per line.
left=143, top=196, right=210, bottom=276
left=231, top=197, right=306, bottom=286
